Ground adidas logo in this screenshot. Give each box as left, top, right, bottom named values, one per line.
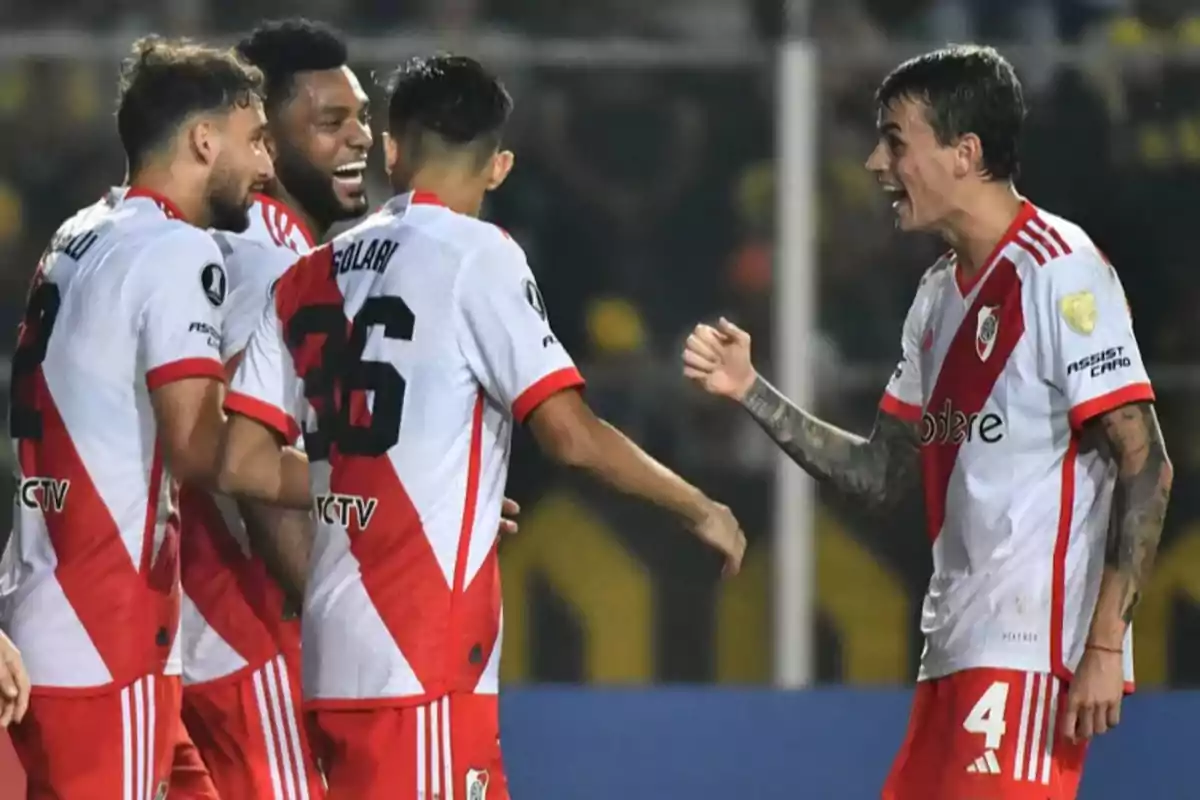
left=966, top=750, right=1001, bottom=775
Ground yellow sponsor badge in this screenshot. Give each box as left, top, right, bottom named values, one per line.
left=1059, top=291, right=1096, bottom=335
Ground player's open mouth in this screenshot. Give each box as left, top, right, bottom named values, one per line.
left=882, top=184, right=908, bottom=210
left=333, top=162, right=367, bottom=191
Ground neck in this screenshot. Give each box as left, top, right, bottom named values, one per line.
left=939, top=182, right=1024, bottom=277
left=128, top=165, right=209, bottom=228
left=406, top=165, right=481, bottom=217
left=265, top=179, right=328, bottom=240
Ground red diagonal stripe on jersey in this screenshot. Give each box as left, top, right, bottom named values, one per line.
left=921, top=257, right=1025, bottom=542
left=18, top=371, right=174, bottom=684
left=178, top=487, right=283, bottom=666
left=328, top=453, right=452, bottom=690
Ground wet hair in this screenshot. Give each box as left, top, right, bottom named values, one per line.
left=876, top=44, right=1025, bottom=181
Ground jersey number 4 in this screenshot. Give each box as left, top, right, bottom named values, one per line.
left=287, top=296, right=414, bottom=462
left=963, top=680, right=1009, bottom=751
left=9, top=280, right=62, bottom=441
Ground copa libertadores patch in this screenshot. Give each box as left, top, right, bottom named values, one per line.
left=201, top=262, right=227, bottom=307
left=523, top=277, right=546, bottom=320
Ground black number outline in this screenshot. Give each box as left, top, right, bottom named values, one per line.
left=10, top=280, right=62, bottom=441
left=285, top=296, right=415, bottom=461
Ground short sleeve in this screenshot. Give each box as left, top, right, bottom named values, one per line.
left=225, top=285, right=302, bottom=444
left=879, top=273, right=935, bottom=423
left=456, top=236, right=584, bottom=422
left=140, top=229, right=227, bottom=391
left=1035, top=251, right=1154, bottom=430
left=214, top=233, right=302, bottom=360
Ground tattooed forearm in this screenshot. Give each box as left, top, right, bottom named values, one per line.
left=740, top=375, right=920, bottom=511
left=1095, top=402, right=1173, bottom=628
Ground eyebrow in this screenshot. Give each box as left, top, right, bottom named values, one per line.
left=878, top=121, right=901, bottom=135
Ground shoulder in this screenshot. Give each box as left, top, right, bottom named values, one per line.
left=141, top=219, right=223, bottom=260
left=904, top=254, right=954, bottom=317
left=1023, top=213, right=1114, bottom=291
left=920, top=253, right=955, bottom=290
left=212, top=230, right=301, bottom=282
left=408, top=204, right=524, bottom=264
left=130, top=223, right=226, bottom=304
left=1012, top=208, right=1107, bottom=279
left=241, top=195, right=315, bottom=253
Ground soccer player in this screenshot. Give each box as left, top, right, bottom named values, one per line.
left=215, top=55, right=746, bottom=799
left=170, top=22, right=521, bottom=799
left=683, top=45, right=1172, bottom=800
left=2, top=37, right=274, bottom=799
left=172, top=20, right=369, bottom=800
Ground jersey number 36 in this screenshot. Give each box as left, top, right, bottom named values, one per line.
left=286, top=295, right=414, bottom=462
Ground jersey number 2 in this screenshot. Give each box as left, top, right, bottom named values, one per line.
left=287, top=296, right=414, bottom=461
left=9, top=280, right=62, bottom=440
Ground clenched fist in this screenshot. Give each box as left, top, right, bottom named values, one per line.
left=682, top=318, right=757, bottom=402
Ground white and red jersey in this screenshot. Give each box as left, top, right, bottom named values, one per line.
left=880, top=200, right=1152, bottom=687
left=227, top=191, right=583, bottom=706
left=3, top=188, right=227, bottom=690
left=177, top=194, right=314, bottom=686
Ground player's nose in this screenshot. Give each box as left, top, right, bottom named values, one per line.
left=256, top=149, right=276, bottom=183
left=347, top=118, right=373, bottom=152
left=864, top=141, right=887, bottom=172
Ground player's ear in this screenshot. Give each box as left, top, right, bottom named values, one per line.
left=955, top=133, right=983, bottom=179
left=487, top=149, right=514, bottom=191
left=186, top=117, right=220, bottom=167
left=383, top=132, right=399, bottom=178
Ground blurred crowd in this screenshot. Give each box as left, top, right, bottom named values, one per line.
left=4, top=0, right=1200, bottom=477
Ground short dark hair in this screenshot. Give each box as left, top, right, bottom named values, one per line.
left=236, top=19, right=348, bottom=116
left=117, top=36, right=264, bottom=173
left=385, top=55, right=513, bottom=167
left=876, top=44, right=1025, bottom=181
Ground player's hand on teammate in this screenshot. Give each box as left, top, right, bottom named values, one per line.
left=682, top=317, right=757, bottom=402
left=1062, top=645, right=1124, bottom=742
left=499, top=497, right=520, bottom=536
left=690, top=501, right=747, bottom=577
left=0, top=630, right=29, bottom=728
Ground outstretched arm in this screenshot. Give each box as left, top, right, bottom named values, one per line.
left=527, top=389, right=746, bottom=575
left=740, top=375, right=921, bottom=511
left=684, top=318, right=921, bottom=513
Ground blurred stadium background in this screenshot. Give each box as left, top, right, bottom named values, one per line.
left=4, top=0, right=1200, bottom=797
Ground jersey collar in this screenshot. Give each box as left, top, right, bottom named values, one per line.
left=381, top=190, right=446, bottom=216
left=410, top=190, right=445, bottom=207
left=125, top=187, right=187, bottom=221
left=955, top=199, right=1036, bottom=296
